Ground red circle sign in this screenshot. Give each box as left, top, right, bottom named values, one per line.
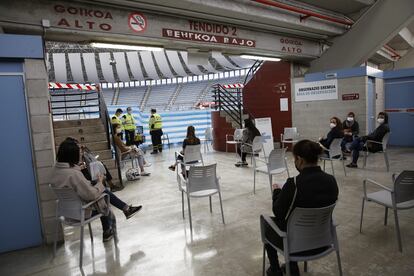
left=128, top=12, right=147, bottom=33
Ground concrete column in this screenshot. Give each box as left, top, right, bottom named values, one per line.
left=24, top=59, right=59, bottom=244
left=375, top=78, right=385, bottom=114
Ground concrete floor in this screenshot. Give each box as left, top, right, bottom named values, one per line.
left=1, top=146, right=413, bottom=276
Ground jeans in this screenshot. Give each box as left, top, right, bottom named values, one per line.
left=350, top=137, right=365, bottom=164
left=92, top=209, right=114, bottom=231
left=104, top=189, right=128, bottom=211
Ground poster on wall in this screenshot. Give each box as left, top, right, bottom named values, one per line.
left=255, top=117, right=274, bottom=157
left=294, top=79, right=338, bottom=102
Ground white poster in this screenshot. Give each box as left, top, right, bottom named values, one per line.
left=280, top=98, right=288, bottom=111
left=294, top=79, right=338, bottom=102
left=255, top=117, right=274, bottom=157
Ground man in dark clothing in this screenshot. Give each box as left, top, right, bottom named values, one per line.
left=346, top=112, right=390, bottom=168
left=264, top=140, right=339, bottom=276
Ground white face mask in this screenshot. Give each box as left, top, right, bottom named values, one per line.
left=377, top=118, right=385, bottom=124
left=330, top=123, right=336, bottom=129
left=347, top=117, right=354, bottom=122
left=116, top=128, right=122, bottom=134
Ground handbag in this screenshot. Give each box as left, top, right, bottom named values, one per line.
left=126, top=168, right=141, bottom=181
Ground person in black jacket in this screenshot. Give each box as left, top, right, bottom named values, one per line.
left=341, top=112, right=360, bottom=152
left=346, top=112, right=390, bottom=168
left=319, top=117, right=344, bottom=153
left=235, top=119, right=261, bottom=167
left=264, top=140, right=339, bottom=276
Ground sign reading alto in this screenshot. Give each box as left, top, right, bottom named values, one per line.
left=294, top=79, right=338, bottom=102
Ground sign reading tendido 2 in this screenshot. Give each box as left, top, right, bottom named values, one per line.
left=294, top=79, right=338, bottom=102
left=162, top=20, right=256, bottom=47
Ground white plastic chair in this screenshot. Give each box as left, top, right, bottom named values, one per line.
left=200, top=127, right=213, bottom=152
left=363, top=132, right=391, bottom=171
left=162, top=133, right=171, bottom=149
left=320, top=138, right=346, bottom=177
left=176, top=144, right=204, bottom=186
left=253, top=148, right=290, bottom=194
left=360, top=170, right=414, bottom=252
left=178, top=163, right=225, bottom=235
left=280, top=127, right=299, bottom=149
left=260, top=203, right=343, bottom=276
left=225, top=128, right=243, bottom=152
left=243, top=136, right=264, bottom=163
left=50, top=184, right=111, bottom=267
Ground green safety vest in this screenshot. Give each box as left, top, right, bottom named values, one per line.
left=122, top=113, right=136, bottom=131
left=149, top=113, right=162, bottom=130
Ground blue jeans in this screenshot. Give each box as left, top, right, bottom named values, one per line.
left=350, top=137, right=364, bottom=164
left=104, top=189, right=128, bottom=211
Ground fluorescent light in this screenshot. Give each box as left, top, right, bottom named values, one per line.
left=240, top=54, right=281, bottom=62
left=90, top=43, right=163, bottom=51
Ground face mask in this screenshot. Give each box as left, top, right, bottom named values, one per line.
left=116, top=128, right=122, bottom=134
left=377, top=118, right=385, bottom=124
left=330, top=123, right=336, bottom=129
left=347, top=117, right=354, bottom=122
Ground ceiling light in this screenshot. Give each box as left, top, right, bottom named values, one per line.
left=240, top=54, right=281, bottom=62
left=90, top=43, right=163, bottom=51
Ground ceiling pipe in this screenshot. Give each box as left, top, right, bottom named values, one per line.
left=383, top=44, right=402, bottom=59
left=252, top=0, right=354, bottom=26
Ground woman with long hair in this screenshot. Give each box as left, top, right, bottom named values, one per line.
left=318, top=116, right=344, bottom=151
left=169, top=125, right=201, bottom=171
left=50, top=138, right=142, bottom=242
left=235, top=118, right=261, bottom=167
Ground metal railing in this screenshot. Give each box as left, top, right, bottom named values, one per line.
left=50, top=88, right=123, bottom=186
left=212, top=84, right=243, bottom=128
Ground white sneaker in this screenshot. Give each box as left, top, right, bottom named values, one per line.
left=141, top=172, right=151, bottom=176
left=144, top=162, right=152, bottom=167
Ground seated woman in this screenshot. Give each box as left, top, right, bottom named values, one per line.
left=264, top=140, right=338, bottom=276
left=50, top=138, right=142, bottom=242
left=113, top=123, right=151, bottom=176
left=169, top=125, right=200, bottom=171
left=235, top=118, right=261, bottom=167
left=341, top=112, right=360, bottom=152
left=346, top=112, right=390, bottom=168
left=318, top=117, right=343, bottom=153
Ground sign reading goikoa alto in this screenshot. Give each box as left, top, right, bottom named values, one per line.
left=294, top=79, right=338, bottom=102
left=0, top=0, right=321, bottom=57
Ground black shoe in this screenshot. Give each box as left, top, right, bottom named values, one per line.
left=266, top=267, right=283, bottom=276
left=124, top=205, right=142, bottom=219
left=346, top=163, right=358, bottom=168
left=150, top=151, right=158, bottom=154
left=241, top=161, right=248, bottom=167
left=103, top=228, right=114, bottom=242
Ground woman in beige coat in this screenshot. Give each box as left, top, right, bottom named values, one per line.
left=50, top=138, right=142, bottom=242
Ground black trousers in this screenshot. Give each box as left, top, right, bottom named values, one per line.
left=150, top=129, right=163, bottom=152
left=125, top=129, right=135, bottom=146
left=237, top=145, right=247, bottom=162
left=264, top=217, right=299, bottom=274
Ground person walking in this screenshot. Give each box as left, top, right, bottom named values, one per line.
left=149, top=108, right=163, bottom=154
left=122, top=107, right=136, bottom=146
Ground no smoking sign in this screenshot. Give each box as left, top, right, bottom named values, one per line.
left=128, top=12, right=147, bottom=32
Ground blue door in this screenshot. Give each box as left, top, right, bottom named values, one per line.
left=367, top=77, right=376, bottom=133
left=0, top=66, right=42, bottom=253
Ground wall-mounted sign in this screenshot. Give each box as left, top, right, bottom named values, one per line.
left=342, top=93, right=360, bottom=101
left=273, top=83, right=287, bottom=94
left=128, top=12, right=147, bottom=33
left=162, top=28, right=256, bottom=47
left=294, top=79, right=338, bottom=102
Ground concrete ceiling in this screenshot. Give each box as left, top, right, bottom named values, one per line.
left=293, top=0, right=375, bottom=15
